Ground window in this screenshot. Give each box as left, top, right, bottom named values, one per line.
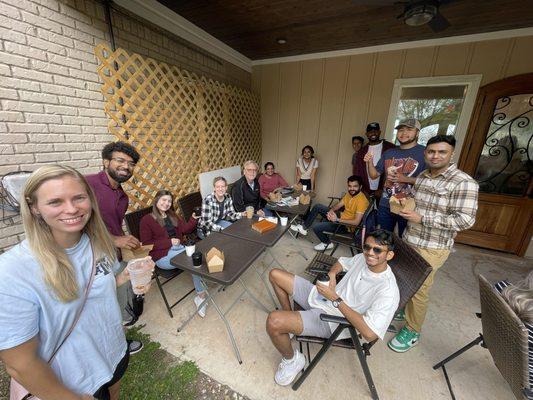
left=385, top=75, right=482, bottom=159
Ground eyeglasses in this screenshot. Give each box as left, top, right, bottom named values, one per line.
left=245, top=168, right=258, bottom=172
left=111, top=157, right=136, bottom=168
left=363, top=244, right=387, bottom=255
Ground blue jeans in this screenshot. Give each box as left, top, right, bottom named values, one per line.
left=303, top=204, right=347, bottom=244
left=197, top=219, right=233, bottom=239
left=378, top=205, right=407, bottom=237
left=155, top=244, right=205, bottom=294
left=262, top=208, right=273, bottom=217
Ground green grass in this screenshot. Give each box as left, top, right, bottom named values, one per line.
left=122, top=326, right=199, bottom=400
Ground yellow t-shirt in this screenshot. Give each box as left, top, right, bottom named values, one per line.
left=340, top=192, right=369, bottom=226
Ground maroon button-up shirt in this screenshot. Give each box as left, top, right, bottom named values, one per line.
left=86, top=170, right=129, bottom=237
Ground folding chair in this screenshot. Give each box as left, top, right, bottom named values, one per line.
left=0, top=171, right=31, bottom=223
left=433, top=275, right=532, bottom=400
left=124, top=207, right=195, bottom=318
left=292, top=234, right=432, bottom=399
left=322, top=196, right=377, bottom=257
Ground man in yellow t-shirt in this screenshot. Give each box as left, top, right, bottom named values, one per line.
left=290, top=175, right=369, bottom=251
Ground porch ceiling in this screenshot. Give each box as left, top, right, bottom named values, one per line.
left=156, top=0, right=533, bottom=60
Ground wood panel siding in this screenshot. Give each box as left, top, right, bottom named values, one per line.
left=254, top=36, right=533, bottom=205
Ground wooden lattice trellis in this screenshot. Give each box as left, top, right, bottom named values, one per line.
left=94, top=44, right=261, bottom=210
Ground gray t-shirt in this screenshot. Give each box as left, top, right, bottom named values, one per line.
left=0, top=234, right=126, bottom=394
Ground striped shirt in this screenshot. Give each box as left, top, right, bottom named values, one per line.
left=495, top=280, right=533, bottom=397
left=404, top=163, right=478, bottom=250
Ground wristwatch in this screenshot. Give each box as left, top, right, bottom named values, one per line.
left=332, top=297, right=343, bottom=308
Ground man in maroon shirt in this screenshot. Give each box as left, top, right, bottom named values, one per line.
left=86, top=141, right=143, bottom=354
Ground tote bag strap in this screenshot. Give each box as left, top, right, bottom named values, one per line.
left=47, top=243, right=98, bottom=363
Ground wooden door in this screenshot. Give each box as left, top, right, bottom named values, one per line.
left=456, top=73, right=533, bottom=256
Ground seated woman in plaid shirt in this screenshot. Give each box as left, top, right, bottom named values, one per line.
left=198, top=176, right=244, bottom=237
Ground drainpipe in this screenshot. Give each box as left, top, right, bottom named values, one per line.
left=103, top=0, right=129, bottom=139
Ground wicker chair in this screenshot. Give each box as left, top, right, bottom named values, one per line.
left=178, top=191, right=202, bottom=221
left=124, top=207, right=195, bottom=318
left=292, top=234, right=432, bottom=399
left=433, top=275, right=532, bottom=400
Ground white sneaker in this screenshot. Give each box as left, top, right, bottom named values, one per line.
left=194, top=295, right=207, bottom=318
left=314, top=242, right=334, bottom=251
left=290, top=224, right=308, bottom=236
left=274, top=349, right=305, bottom=386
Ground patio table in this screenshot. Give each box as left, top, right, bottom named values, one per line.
left=266, top=201, right=310, bottom=260
left=218, top=216, right=289, bottom=307
left=170, top=232, right=270, bottom=364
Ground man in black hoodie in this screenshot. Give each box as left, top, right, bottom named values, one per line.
left=232, top=160, right=272, bottom=217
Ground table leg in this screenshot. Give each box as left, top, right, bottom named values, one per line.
left=176, top=284, right=220, bottom=333
left=209, top=295, right=243, bottom=364
left=251, top=263, right=278, bottom=309
left=237, top=277, right=271, bottom=313
left=273, top=211, right=309, bottom=261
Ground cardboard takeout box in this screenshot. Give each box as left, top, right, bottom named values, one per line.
left=389, top=195, right=416, bottom=215
left=206, top=247, right=225, bottom=273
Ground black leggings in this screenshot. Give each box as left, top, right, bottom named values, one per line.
left=93, top=350, right=130, bottom=400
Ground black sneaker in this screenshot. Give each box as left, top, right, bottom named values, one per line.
left=127, top=339, right=143, bottom=355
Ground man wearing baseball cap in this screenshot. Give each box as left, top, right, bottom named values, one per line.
left=364, top=118, right=426, bottom=237
left=354, top=122, right=395, bottom=196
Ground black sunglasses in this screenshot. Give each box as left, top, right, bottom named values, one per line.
left=363, top=244, right=388, bottom=255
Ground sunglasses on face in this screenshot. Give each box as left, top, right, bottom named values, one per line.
left=363, top=244, right=388, bottom=255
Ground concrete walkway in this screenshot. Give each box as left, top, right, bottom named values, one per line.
left=137, top=234, right=531, bottom=400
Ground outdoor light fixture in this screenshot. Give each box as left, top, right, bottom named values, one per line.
left=403, top=4, right=437, bottom=26
left=276, top=38, right=287, bottom=44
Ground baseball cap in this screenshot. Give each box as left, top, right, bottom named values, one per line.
left=395, top=118, right=421, bottom=130
left=366, top=122, right=380, bottom=132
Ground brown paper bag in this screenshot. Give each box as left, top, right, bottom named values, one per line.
left=299, top=192, right=311, bottom=205
left=207, top=247, right=224, bottom=273
left=122, top=244, right=153, bottom=262
left=268, top=191, right=282, bottom=202
left=389, top=196, right=415, bottom=215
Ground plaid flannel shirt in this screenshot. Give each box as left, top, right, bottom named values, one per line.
left=198, top=193, right=241, bottom=233
left=404, top=163, right=479, bottom=250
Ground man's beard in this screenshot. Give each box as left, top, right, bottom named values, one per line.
left=399, top=136, right=418, bottom=145
left=108, top=168, right=132, bottom=183
left=348, top=189, right=360, bottom=196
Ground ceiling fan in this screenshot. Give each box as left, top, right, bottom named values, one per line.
left=352, top=0, right=454, bottom=32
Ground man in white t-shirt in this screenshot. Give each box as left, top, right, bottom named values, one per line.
left=266, top=229, right=399, bottom=386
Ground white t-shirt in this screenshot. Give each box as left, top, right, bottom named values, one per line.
left=296, top=157, right=318, bottom=180
left=0, top=234, right=126, bottom=394
left=366, top=142, right=383, bottom=190
left=308, top=253, right=399, bottom=340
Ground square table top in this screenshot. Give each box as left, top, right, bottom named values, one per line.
left=266, top=202, right=310, bottom=216
left=170, top=232, right=265, bottom=286
left=219, top=216, right=289, bottom=247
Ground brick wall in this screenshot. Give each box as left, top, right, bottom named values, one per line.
left=0, top=0, right=251, bottom=252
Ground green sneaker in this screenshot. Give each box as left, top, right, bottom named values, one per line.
left=388, top=326, right=420, bottom=353
left=393, top=309, right=405, bottom=322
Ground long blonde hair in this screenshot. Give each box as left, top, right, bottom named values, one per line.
left=21, top=165, right=117, bottom=302
left=501, top=270, right=533, bottom=324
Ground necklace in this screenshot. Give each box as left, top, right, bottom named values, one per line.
left=300, top=157, right=313, bottom=172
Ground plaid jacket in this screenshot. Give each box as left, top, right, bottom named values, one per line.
left=404, top=163, right=479, bottom=250
left=198, top=193, right=241, bottom=233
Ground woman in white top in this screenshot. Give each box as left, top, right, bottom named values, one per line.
left=295, top=145, right=318, bottom=191
left=0, top=165, right=153, bottom=400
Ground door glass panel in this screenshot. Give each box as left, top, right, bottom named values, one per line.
left=392, top=85, right=467, bottom=145
left=474, top=94, right=533, bottom=196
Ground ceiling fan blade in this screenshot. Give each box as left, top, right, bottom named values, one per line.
left=428, top=11, right=450, bottom=32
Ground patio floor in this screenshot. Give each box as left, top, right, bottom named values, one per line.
left=137, top=234, right=530, bottom=400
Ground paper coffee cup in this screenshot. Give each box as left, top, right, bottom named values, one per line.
left=280, top=216, right=288, bottom=226
left=302, top=185, right=307, bottom=191
left=185, top=245, right=195, bottom=257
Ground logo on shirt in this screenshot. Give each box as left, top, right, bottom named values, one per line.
left=95, top=256, right=114, bottom=276
left=384, top=157, right=419, bottom=198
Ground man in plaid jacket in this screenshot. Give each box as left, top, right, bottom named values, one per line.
left=388, top=134, right=479, bottom=353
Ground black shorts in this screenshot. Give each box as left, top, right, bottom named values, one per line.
left=93, top=350, right=130, bottom=400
